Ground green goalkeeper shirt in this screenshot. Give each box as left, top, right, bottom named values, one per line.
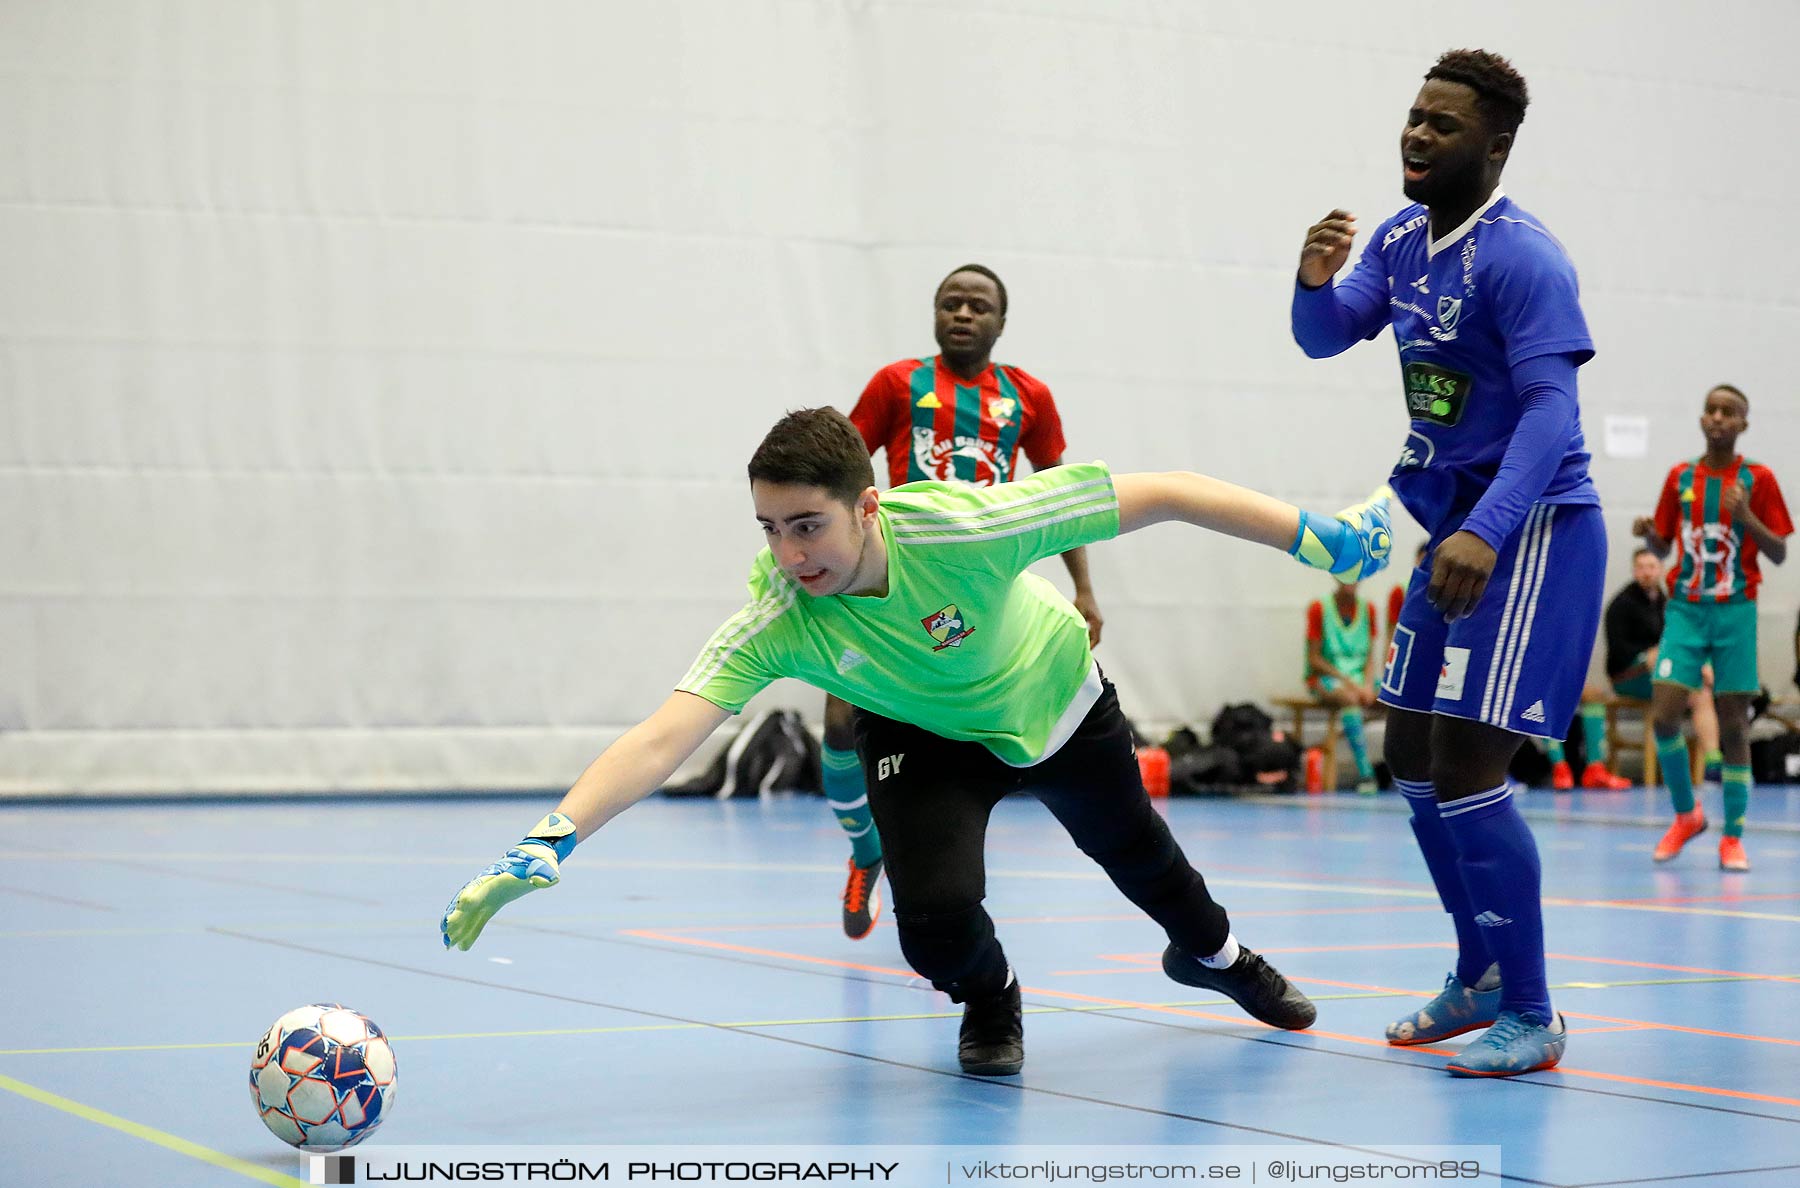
left=677, top=462, right=1120, bottom=766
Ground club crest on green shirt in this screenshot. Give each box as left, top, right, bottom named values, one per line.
left=921, top=604, right=976, bottom=652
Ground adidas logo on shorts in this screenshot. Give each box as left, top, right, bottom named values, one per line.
left=1521, top=700, right=1547, bottom=725
left=1473, top=910, right=1514, bottom=928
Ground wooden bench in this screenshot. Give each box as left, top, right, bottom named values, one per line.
left=1764, top=697, right=1800, bottom=735
left=1273, top=693, right=1707, bottom=788
left=1272, top=695, right=1382, bottom=791
left=1600, top=694, right=1702, bottom=786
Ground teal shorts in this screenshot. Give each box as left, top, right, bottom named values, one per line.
left=1307, top=673, right=1366, bottom=697
left=1610, top=665, right=1654, bottom=701
left=1655, top=599, right=1760, bottom=694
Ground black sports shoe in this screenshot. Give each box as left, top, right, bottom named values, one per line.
left=1162, top=944, right=1317, bottom=1030
left=841, top=857, right=883, bottom=940
left=958, top=976, right=1024, bottom=1076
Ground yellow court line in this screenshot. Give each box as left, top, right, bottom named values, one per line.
left=0, top=1071, right=305, bottom=1187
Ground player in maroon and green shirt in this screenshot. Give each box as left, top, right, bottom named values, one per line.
left=819, top=265, right=1103, bottom=940
left=1634, top=384, right=1792, bottom=870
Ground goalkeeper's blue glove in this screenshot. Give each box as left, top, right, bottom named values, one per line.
left=441, top=812, right=579, bottom=951
left=1289, top=485, right=1394, bottom=583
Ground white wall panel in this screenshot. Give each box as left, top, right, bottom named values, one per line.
left=4, top=0, right=1796, bottom=793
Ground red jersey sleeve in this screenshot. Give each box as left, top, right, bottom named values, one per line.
left=1386, top=584, right=1405, bottom=629
left=1653, top=465, right=1684, bottom=542
left=1750, top=466, right=1795, bottom=538
left=1306, top=601, right=1324, bottom=642
left=1010, top=367, right=1069, bottom=471
left=847, top=365, right=901, bottom=456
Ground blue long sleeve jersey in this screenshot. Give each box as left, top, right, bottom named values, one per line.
left=1291, top=189, right=1599, bottom=549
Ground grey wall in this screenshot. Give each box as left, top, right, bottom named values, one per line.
left=4, top=1, right=1795, bottom=793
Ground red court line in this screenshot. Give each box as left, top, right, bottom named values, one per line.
left=1553, top=1067, right=1800, bottom=1109
left=624, top=929, right=1800, bottom=1108
left=1285, top=974, right=1800, bottom=1050
left=1543, top=951, right=1800, bottom=984
left=1259, top=942, right=1456, bottom=955
left=1164, top=938, right=1800, bottom=986
left=1199, top=863, right=1436, bottom=891
left=625, top=928, right=1444, bottom=1041
left=1292, top=974, right=1423, bottom=995
left=1566, top=1024, right=1656, bottom=1037
left=1600, top=892, right=1800, bottom=906
left=1054, top=943, right=1455, bottom=977
left=618, top=904, right=1440, bottom=936
left=619, top=930, right=917, bottom=978
left=1560, top=1010, right=1800, bottom=1048
left=1231, top=905, right=1441, bottom=917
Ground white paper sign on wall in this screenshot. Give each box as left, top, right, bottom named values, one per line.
left=1603, top=415, right=1649, bottom=459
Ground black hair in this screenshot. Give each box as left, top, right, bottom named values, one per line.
left=1632, top=546, right=1660, bottom=562
left=1426, top=49, right=1529, bottom=136
left=936, top=263, right=1008, bottom=316
left=747, top=408, right=876, bottom=507
left=1709, top=383, right=1749, bottom=411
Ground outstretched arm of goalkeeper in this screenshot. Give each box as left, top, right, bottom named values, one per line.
left=441, top=691, right=732, bottom=951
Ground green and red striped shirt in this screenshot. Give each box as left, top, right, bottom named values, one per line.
left=1653, top=456, right=1793, bottom=603
left=848, top=356, right=1066, bottom=488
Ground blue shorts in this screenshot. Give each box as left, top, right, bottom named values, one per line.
left=1378, top=503, right=1605, bottom=739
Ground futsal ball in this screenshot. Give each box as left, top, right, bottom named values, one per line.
left=250, top=1004, right=396, bottom=1151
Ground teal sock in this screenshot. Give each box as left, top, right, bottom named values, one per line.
left=1580, top=704, right=1607, bottom=765
left=1288, top=511, right=1356, bottom=574
left=1546, top=739, right=1565, bottom=764
left=1657, top=734, right=1695, bottom=814
left=822, top=745, right=881, bottom=867
left=1721, top=765, right=1751, bottom=838
left=1339, top=707, right=1373, bottom=780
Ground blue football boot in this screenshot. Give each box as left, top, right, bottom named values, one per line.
left=1386, top=965, right=1502, bottom=1045
left=1446, top=1010, right=1567, bottom=1077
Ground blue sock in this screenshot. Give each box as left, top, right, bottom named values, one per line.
left=1441, top=785, right=1552, bottom=1021
left=1287, top=511, right=1357, bottom=574
left=822, top=745, right=882, bottom=867
left=1546, top=738, right=1565, bottom=764
left=1339, top=708, right=1373, bottom=781
left=1396, top=779, right=1493, bottom=985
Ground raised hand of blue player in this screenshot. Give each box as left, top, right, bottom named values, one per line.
left=441, top=812, right=579, bottom=951
left=1299, top=209, right=1357, bottom=288
left=1428, top=531, right=1498, bottom=622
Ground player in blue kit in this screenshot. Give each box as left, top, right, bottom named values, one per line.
left=1291, top=49, right=1601, bottom=1077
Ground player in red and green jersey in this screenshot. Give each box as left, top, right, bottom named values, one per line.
left=1304, top=583, right=1380, bottom=792
left=1634, top=384, right=1792, bottom=870
left=822, top=265, right=1103, bottom=942
left=848, top=265, right=1101, bottom=637
left=442, top=407, right=1394, bottom=1077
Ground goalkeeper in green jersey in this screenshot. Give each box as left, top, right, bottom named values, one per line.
left=443, top=408, right=1390, bottom=1076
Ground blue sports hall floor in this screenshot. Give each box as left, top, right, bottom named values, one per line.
left=4, top=783, right=1799, bottom=1187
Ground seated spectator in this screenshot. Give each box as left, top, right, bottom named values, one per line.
left=1306, top=581, right=1379, bottom=793
left=1606, top=546, right=1721, bottom=779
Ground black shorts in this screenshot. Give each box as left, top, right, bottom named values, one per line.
left=852, top=677, right=1230, bottom=961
